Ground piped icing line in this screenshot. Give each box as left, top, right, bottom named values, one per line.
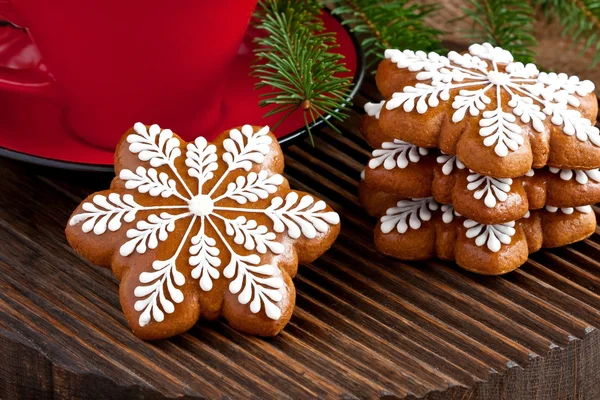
left=545, top=205, right=593, bottom=214
left=436, top=152, right=465, bottom=175
left=380, top=197, right=438, bottom=234
left=466, top=171, right=513, bottom=208
left=364, top=101, right=385, bottom=119
left=464, top=219, right=516, bottom=253
left=441, top=204, right=461, bottom=223
left=383, top=43, right=598, bottom=158
left=548, top=167, right=600, bottom=185
left=369, top=140, right=428, bottom=170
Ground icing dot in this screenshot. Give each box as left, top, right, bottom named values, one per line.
left=487, top=71, right=511, bottom=86
left=188, top=195, right=214, bottom=217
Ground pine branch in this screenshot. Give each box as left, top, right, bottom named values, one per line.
left=252, top=0, right=354, bottom=143
left=330, top=0, right=444, bottom=69
left=460, top=0, right=538, bottom=64
left=532, top=0, right=600, bottom=65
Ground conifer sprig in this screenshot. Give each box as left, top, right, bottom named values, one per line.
left=460, top=0, right=538, bottom=64
left=330, top=0, right=444, bottom=69
left=533, top=0, right=600, bottom=65
left=252, top=0, right=354, bottom=143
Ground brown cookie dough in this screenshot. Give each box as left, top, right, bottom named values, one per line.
left=360, top=181, right=596, bottom=275
left=373, top=43, right=600, bottom=178
left=66, top=123, right=340, bottom=340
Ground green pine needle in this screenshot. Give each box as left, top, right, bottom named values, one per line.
left=459, top=0, right=538, bottom=64
left=532, top=0, right=600, bottom=65
left=331, top=0, right=444, bottom=69
left=252, top=0, right=354, bottom=143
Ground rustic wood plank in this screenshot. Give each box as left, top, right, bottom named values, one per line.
left=1, top=71, right=600, bottom=400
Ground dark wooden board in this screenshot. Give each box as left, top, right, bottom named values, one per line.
left=1, top=78, right=600, bottom=399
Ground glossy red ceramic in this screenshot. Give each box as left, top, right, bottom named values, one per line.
left=0, top=10, right=362, bottom=171
left=0, top=0, right=259, bottom=148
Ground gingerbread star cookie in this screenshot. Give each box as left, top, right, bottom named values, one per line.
left=375, top=43, right=600, bottom=178
left=66, top=123, right=340, bottom=340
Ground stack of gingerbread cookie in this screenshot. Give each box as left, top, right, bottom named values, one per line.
left=359, top=43, right=600, bottom=274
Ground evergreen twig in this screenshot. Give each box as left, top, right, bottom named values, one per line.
left=330, top=0, right=443, bottom=69
left=252, top=0, right=353, bottom=143
left=459, top=0, right=538, bottom=64
left=533, top=0, right=600, bottom=65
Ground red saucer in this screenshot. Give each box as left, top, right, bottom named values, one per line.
left=0, top=14, right=364, bottom=172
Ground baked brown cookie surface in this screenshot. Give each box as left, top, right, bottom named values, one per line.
left=66, top=123, right=340, bottom=340
left=360, top=181, right=596, bottom=275
left=374, top=43, right=600, bottom=178
left=361, top=111, right=600, bottom=224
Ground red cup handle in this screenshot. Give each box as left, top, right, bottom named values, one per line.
left=0, top=0, right=56, bottom=98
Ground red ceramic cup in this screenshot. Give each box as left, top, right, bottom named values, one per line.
left=0, top=0, right=258, bottom=148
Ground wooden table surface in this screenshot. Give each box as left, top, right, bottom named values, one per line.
left=1, top=76, right=600, bottom=400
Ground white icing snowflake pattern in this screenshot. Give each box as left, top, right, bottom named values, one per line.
left=369, top=140, right=428, bottom=170
left=436, top=152, right=465, bottom=176
left=69, top=123, right=340, bottom=327
left=380, top=198, right=438, bottom=234
left=466, top=172, right=513, bottom=208
left=549, top=167, right=600, bottom=185
left=384, top=43, right=598, bottom=157
left=545, top=205, right=592, bottom=214
left=441, top=204, right=461, bottom=223
left=464, top=219, right=516, bottom=253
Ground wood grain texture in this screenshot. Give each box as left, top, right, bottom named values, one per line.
left=1, top=76, right=600, bottom=399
